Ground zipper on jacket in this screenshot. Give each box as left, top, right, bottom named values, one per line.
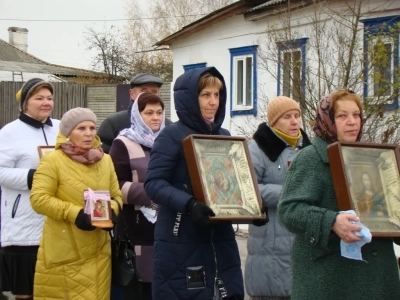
left=41, top=125, right=49, bottom=145
left=11, top=194, right=21, bottom=218
left=211, top=225, right=228, bottom=299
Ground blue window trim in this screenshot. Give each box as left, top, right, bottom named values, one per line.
left=229, top=45, right=258, bottom=117
left=276, top=38, right=308, bottom=101
left=183, top=62, right=207, bottom=72
left=361, top=15, right=400, bottom=110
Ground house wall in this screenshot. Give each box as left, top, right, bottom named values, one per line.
left=168, top=0, right=400, bottom=136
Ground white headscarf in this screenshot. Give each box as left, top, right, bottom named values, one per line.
left=119, top=93, right=165, bottom=148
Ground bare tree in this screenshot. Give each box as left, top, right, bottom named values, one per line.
left=84, top=25, right=128, bottom=83
left=234, top=0, right=400, bottom=143
left=85, top=1, right=235, bottom=82
left=122, top=0, right=235, bottom=81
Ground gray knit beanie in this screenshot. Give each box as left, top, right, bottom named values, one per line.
left=16, top=78, right=54, bottom=112
left=60, top=107, right=97, bottom=137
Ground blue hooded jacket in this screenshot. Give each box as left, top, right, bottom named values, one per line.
left=145, top=67, right=244, bottom=299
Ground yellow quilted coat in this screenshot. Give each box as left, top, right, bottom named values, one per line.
left=30, top=132, right=123, bottom=300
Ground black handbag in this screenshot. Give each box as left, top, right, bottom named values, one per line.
left=110, top=199, right=138, bottom=287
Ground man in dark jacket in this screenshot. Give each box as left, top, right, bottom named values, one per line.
left=145, top=67, right=244, bottom=299
left=97, top=73, right=171, bottom=153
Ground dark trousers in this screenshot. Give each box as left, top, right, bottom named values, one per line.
left=123, top=282, right=151, bottom=300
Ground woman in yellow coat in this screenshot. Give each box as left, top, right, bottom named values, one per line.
left=30, top=107, right=123, bottom=300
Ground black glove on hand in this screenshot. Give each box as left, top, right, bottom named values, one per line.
left=252, top=205, right=269, bottom=227
left=103, top=210, right=118, bottom=232
left=75, top=210, right=96, bottom=231
left=186, top=198, right=216, bottom=227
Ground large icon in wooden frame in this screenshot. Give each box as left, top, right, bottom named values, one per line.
left=327, top=141, right=400, bottom=237
left=183, top=134, right=266, bottom=224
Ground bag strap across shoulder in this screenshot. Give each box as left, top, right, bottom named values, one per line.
left=111, top=198, right=130, bottom=242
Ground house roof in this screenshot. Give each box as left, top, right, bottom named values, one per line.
left=154, top=0, right=266, bottom=47
left=242, top=0, right=286, bottom=13
left=0, top=38, right=103, bottom=77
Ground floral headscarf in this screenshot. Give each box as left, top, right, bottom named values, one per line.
left=119, top=93, right=165, bottom=148
left=313, top=92, right=363, bottom=144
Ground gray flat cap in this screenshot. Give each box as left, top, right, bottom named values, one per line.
left=130, top=73, right=163, bottom=88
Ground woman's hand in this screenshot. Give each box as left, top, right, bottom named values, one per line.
left=331, top=213, right=362, bottom=243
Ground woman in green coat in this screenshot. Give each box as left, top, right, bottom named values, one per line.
left=278, top=90, right=400, bottom=300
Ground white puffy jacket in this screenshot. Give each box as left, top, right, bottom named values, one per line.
left=0, top=115, right=60, bottom=247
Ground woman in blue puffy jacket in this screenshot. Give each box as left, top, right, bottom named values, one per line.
left=145, top=67, right=245, bottom=300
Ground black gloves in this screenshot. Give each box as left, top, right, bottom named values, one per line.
left=27, top=169, right=36, bottom=190
left=75, top=210, right=96, bottom=231
left=252, top=204, right=269, bottom=227
left=186, top=198, right=216, bottom=227
left=102, top=210, right=118, bottom=232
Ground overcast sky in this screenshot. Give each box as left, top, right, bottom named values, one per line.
left=0, top=0, right=147, bottom=70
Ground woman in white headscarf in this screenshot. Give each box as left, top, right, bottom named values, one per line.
left=109, top=92, right=165, bottom=300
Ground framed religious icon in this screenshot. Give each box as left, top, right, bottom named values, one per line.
left=327, top=141, right=400, bottom=237
left=83, top=189, right=113, bottom=228
left=38, top=146, right=55, bottom=158
left=182, top=134, right=266, bottom=224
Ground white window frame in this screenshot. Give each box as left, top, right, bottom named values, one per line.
left=368, top=35, right=395, bottom=99
left=232, top=54, right=254, bottom=111
left=280, top=49, right=302, bottom=100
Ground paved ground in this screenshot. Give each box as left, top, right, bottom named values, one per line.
left=235, top=226, right=250, bottom=300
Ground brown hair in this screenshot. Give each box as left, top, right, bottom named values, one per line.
left=29, top=84, right=53, bottom=98
left=137, top=93, right=164, bottom=112
left=331, top=90, right=362, bottom=114
left=198, top=72, right=223, bottom=94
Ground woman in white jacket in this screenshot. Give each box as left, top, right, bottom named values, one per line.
left=0, top=78, right=60, bottom=300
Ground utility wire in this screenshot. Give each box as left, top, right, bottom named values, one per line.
left=0, top=14, right=207, bottom=22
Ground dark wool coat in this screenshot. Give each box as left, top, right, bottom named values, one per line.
left=278, top=136, right=400, bottom=300
left=109, top=136, right=155, bottom=283
left=145, top=67, right=244, bottom=300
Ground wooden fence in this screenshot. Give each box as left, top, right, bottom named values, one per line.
left=0, top=81, right=86, bottom=128
left=0, top=81, right=172, bottom=129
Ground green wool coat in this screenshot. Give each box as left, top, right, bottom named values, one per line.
left=278, top=136, right=400, bottom=300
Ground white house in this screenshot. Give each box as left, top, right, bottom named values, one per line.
left=156, top=0, right=400, bottom=138
left=155, top=0, right=400, bottom=255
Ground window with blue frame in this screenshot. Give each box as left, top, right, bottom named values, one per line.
left=361, top=16, right=400, bottom=110
left=277, top=38, right=307, bottom=103
left=183, top=62, right=207, bottom=72
left=229, top=45, right=258, bottom=116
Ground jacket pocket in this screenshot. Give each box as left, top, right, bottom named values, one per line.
left=42, top=218, right=80, bottom=268
left=11, top=194, right=21, bottom=218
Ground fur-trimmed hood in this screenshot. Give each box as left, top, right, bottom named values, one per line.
left=252, top=123, right=311, bottom=162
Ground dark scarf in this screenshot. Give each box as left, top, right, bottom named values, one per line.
left=60, top=141, right=104, bottom=165
left=253, top=123, right=311, bottom=162
left=313, top=94, right=363, bottom=144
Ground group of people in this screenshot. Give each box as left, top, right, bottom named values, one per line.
left=0, top=65, right=399, bottom=300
